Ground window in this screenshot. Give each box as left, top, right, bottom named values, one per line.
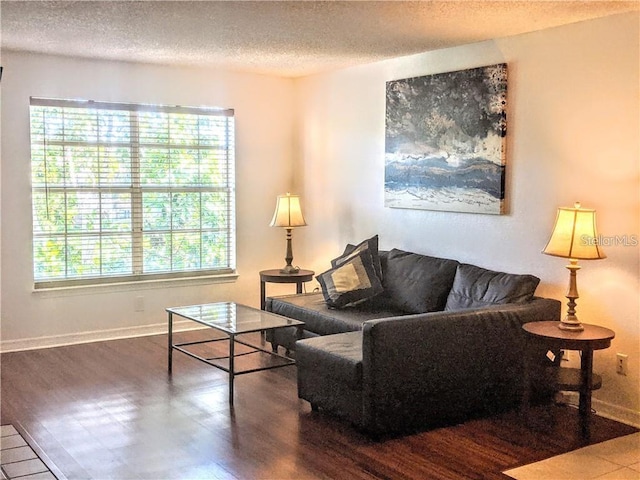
left=29, top=98, right=235, bottom=288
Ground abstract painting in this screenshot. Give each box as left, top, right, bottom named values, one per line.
left=385, top=64, right=507, bottom=214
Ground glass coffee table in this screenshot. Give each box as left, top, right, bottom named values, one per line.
left=167, top=302, right=304, bottom=405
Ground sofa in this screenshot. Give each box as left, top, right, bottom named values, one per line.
left=265, top=237, right=561, bottom=435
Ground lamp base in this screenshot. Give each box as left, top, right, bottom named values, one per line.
left=279, top=228, right=300, bottom=274
left=558, top=318, right=584, bottom=331
left=558, top=262, right=584, bottom=331
left=280, top=264, right=300, bottom=274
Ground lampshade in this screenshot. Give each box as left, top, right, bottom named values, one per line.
left=270, top=193, right=307, bottom=228
left=543, top=202, right=606, bottom=260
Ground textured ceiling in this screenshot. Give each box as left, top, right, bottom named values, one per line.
left=1, top=1, right=639, bottom=77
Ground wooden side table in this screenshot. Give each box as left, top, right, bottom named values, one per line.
left=522, top=321, right=615, bottom=439
left=259, top=269, right=315, bottom=310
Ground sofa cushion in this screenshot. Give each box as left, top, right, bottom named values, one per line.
left=332, top=235, right=383, bottom=282
left=267, top=293, right=403, bottom=336
left=317, top=247, right=384, bottom=308
left=445, top=263, right=541, bottom=311
left=382, top=248, right=459, bottom=314
left=296, top=331, right=363, bottom=389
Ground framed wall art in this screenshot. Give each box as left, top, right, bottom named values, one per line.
left=384, top=63, right=507, bottom=214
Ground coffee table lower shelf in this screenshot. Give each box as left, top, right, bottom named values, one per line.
left=172, top=336, right=296, bottom=402
left=167, top=302, right=304, bottom=405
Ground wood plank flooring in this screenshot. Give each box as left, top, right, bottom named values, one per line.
left=1, top=331, right=637, bottom=479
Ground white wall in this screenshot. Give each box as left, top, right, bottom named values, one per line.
left=0, top=52, right=296, bottom=348
left=295, top=12, right=639, bottom=425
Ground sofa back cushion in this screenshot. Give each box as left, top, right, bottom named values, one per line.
left=445, top=263, right=540, bottom=311
left=382, top=249, right=459, bottom=314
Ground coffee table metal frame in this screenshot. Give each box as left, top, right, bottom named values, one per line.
left=167, top=302, right=304, bottom=405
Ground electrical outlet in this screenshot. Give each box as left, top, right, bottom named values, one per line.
left=616, top=353, right=628, bottom=376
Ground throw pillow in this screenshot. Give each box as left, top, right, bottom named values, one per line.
left=444, top=263, right=541, bottom=311
left=331, top=234, right=383, bottom=282
left=317, top=248, right=384, bottom=309
left=382, top=248, right=459, bottom=314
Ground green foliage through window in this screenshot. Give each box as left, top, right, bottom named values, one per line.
left=30, top=98, right=236, bottom=287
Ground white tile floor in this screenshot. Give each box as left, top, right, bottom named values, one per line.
left=1, top=425, right=56, bottom=480
left=504, top=432, right=640, bottom=480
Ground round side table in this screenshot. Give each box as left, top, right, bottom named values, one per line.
left=522, top=321, right=615, bottom=439
left=259, top=269, right=315, bottom=310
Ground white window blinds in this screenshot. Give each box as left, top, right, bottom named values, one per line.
left=30, top=98, right=236, bottom=288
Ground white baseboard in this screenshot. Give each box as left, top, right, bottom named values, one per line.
left=0, top=320, right=206, bottom=353
left=593, top=398, right=640, bottom=429
left=558, top=392, right=640, bottom=429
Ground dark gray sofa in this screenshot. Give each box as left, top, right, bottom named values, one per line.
left=265, top=246, right=561, bottom=435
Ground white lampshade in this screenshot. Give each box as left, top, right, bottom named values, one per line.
left=543, top=202, right=606, bottom=260
left=270, top=193, right=307, bottom=228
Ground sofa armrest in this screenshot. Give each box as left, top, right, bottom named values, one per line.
left=360, top=297, right=561, bottom=434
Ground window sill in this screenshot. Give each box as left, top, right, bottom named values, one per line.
left=32, top=272, right=239, bottom=296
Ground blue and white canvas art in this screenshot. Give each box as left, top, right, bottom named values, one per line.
left=385, top=64, right=507, bottom=214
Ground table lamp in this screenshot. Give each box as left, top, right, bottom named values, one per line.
left=270, top=193, right=307, bottom=274
left=543, top=202, right=606, bottom=331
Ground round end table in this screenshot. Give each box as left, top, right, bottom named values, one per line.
left=259, top=269, right=315, bottom=310
left=522, top=321, right=615, bottom=439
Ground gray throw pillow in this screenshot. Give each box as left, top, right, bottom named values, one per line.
left=332, top=235, right=383, bottom=282
left=382, top=249, right=459, bottom=314
left=317, top=248, right=384, bottom=309
left=444, top=263, right=540, bottom=311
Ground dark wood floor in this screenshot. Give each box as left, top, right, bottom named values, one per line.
left=1, top=330, right=637, bottom=480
